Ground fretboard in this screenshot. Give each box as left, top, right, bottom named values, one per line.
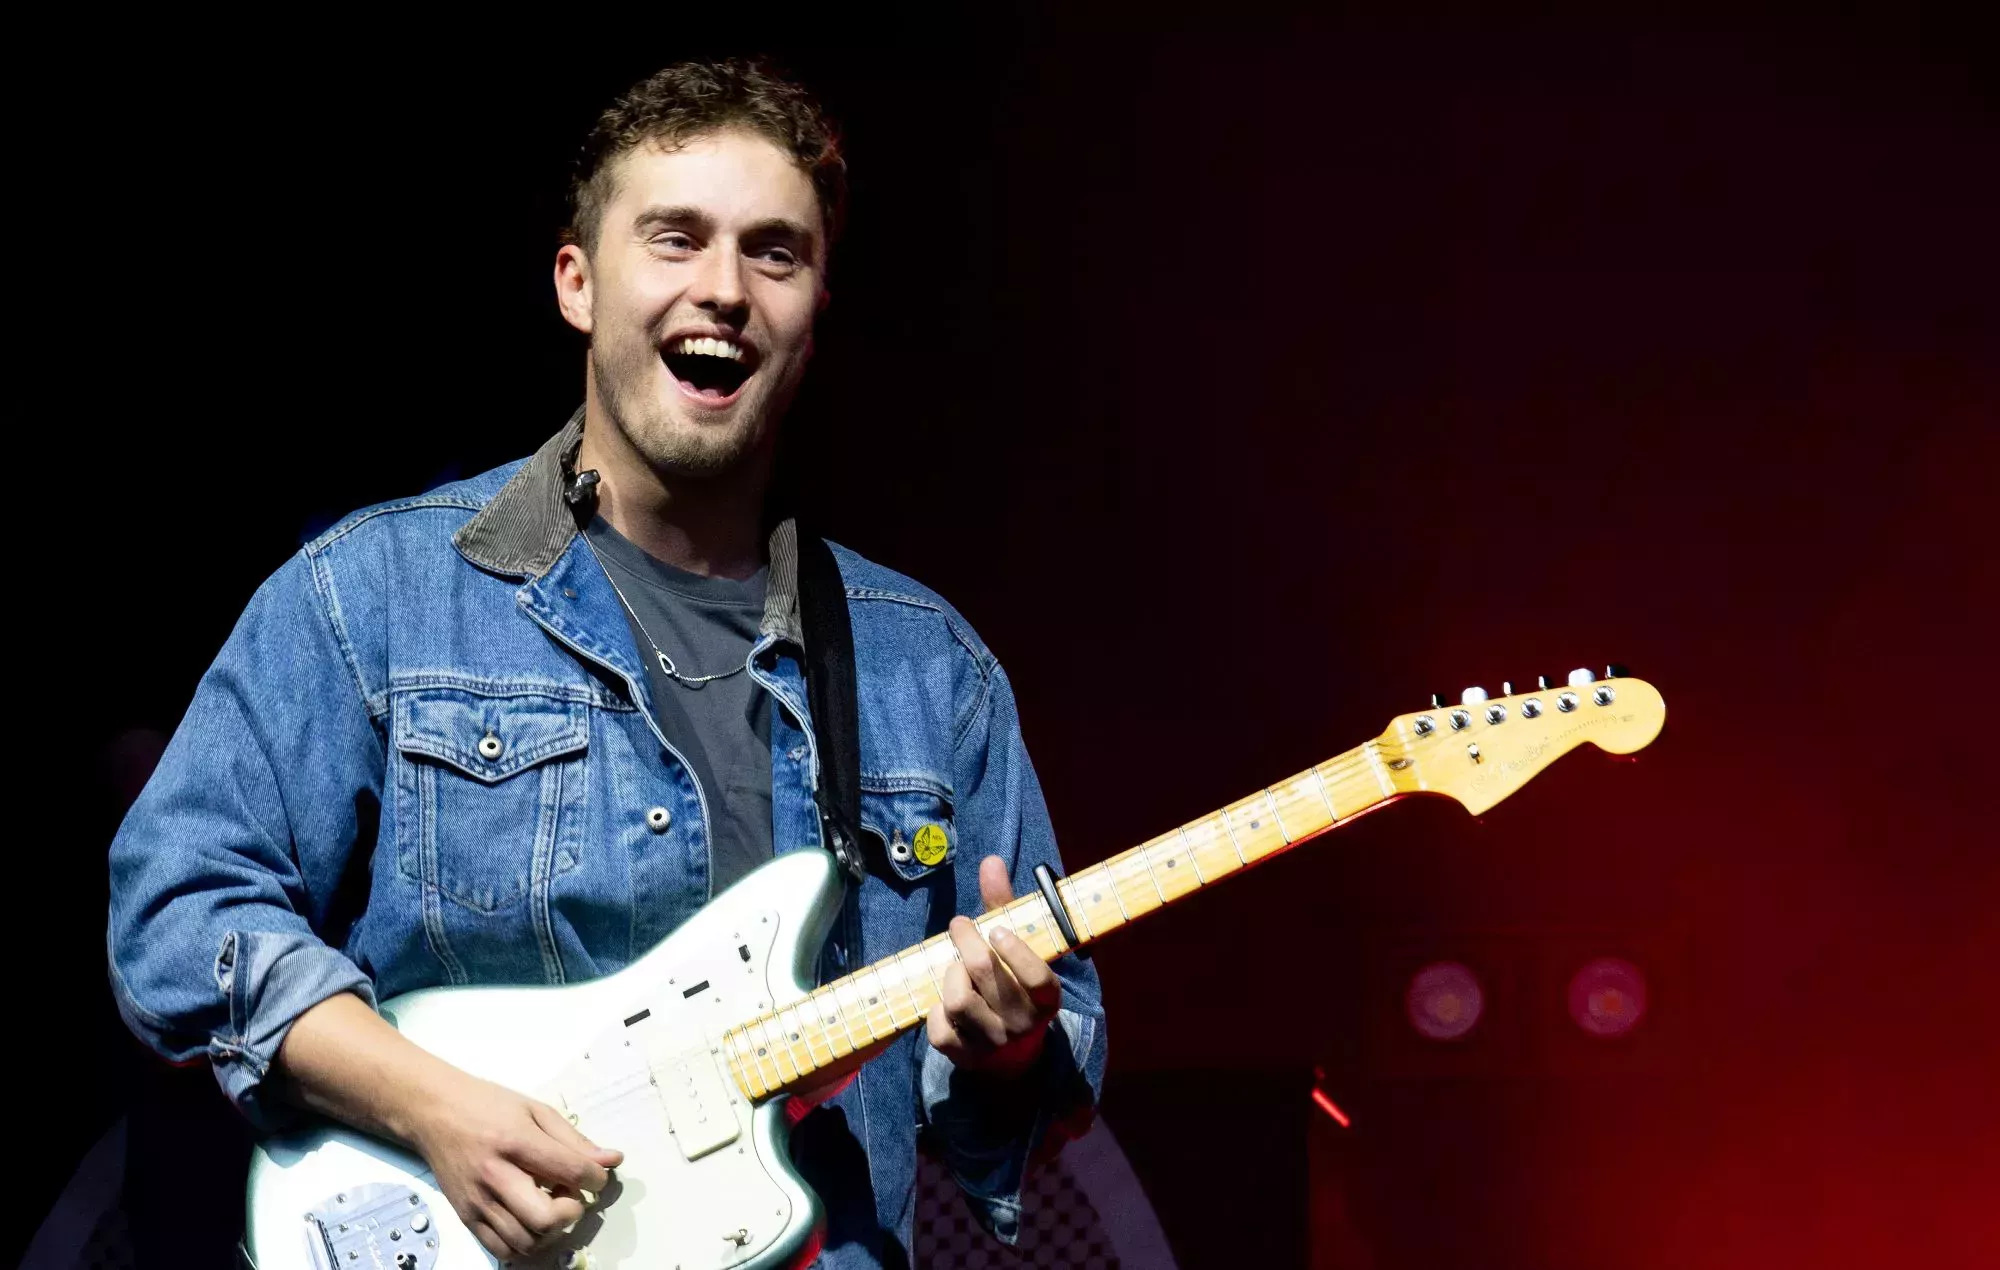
left=719, top=738, right=1406, bottom=1099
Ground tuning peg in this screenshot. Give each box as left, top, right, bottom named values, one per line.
left=1567, top=668, right=1595, bottom=688
left=1537, top=674, right=1555, bottom=691
left=1431, top=692, right=1449, bottom=709
left=1605, top=663, right=1628, bottom=680
left=1461, top=686, right=1489, bottom=705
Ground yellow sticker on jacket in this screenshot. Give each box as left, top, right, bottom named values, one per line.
left=913, top=823, right=950, bottom=866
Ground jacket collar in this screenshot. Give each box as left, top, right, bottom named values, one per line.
left=452, top=407, right=804, bottom=647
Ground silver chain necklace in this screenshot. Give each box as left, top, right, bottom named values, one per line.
left=592, top=552, right=751, bottom=689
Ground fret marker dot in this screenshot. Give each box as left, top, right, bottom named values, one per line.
left=1093, top=893, right=1101, bottom=902
left=1250, top=820, right=1261, bottom=829
left=790, top=1033, right=799, bottom=1041
left=757, top=1048, right=767, bottom=1056
left=869, top=997, right=877, bottom=1005
left=1166, top=859, right=1175, bottom=867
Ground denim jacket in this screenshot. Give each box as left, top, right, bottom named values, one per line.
left=105, top=412, right=1107, bottom=1267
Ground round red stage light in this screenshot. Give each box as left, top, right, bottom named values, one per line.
left=1405, top=961, right=1484, bottom=1041
left=1567, top=956, right=1648, bottom=1038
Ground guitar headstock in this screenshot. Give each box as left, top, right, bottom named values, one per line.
left=1380, top=668, right=1666, bottom=815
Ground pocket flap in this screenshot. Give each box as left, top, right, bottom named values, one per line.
left=393, top=688, right=589, bottom=783
left=859, top=778, right=958, bottom=882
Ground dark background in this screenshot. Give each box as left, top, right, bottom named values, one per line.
left=31, top=15, right=1996, bottom=1268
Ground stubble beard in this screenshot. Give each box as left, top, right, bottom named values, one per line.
left=590, top=334, right=769, bottom=481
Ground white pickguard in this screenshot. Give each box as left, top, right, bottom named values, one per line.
left=242, top=850, right=845, bottom=1270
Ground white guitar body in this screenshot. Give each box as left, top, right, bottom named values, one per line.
left=242, top=849, right=846, bottom=1270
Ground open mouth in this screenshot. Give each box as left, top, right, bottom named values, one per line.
left=663, top=335, right=755, bottom=403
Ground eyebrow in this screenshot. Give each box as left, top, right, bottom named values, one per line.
left=633, top=204, right=819, bottom=253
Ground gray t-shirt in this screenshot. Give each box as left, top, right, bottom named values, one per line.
left=583, top=517, right=773, bottom=895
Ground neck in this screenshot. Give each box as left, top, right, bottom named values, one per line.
left=720, top=735, right=1413, bottom=1100
left=576, top=392, right=771, bottom=580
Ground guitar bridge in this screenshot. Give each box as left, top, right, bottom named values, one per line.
left=301, top=1183, right=438, bottom=1270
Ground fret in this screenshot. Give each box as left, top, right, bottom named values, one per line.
left=781, top=1006, right=818, bottom=1075
left=871, top=961, right=918, bottom=1029
left=1177, top=826, right=1207, bottom=884
left=1271, top=771, right=1333, bottom=837
left=1071, top=866, right=1124, bottom=937
left=834, top=978, right=880, bottom=1042
left=723, top=1029, right=760, bottom=1098
left=1216, top=809, right=1248, bottom=865
left=1022, top=894, right=1069, bottom=958
left=824, top=983, right=865, bottom=1050
left=720, top=1034, right=755, bottom=1100
left=1147, top=833, right=1202, bottom=902
left=859, top=966, right=897, bottom=1035
left=761, top=1015, right=803, bottom=1084
left=894, top=948, right=939, bottom=1019
left=1224, top=793, right=1286, bottom=861
left=739, top=1029, right=776, bottom=1099
left=1362, top=744, right=1394, bottom=799
left=1182, top=817, right=1240, bottom=881
left=1310, top=764, right=1340, bottom=820
left=747, top=1019, right=788, bottom=1089
left=1058, top=876, right=1097, bottom=941
left=1263, top=788, right=1293, bottom=843
left=1135, top=839, right=1170, bottom=905
left=1103, top=855, right=1153, bottom=920
left=798, top=992, right=845, bottom=1061
left=1103, top=863, right=1134, bottom=923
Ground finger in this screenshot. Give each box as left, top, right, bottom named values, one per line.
left=532, top=1102, right=621, bottom=1179
left=471, top=1184, right=538, bottom=1257
left=491, top=1162, right=580, bottom=1242
left=926, top=1000, right=959, bottom=1053
left=468, top=1219, right=512, bottom=1260
left=941, top=962, right=1011, bottom=1050
left=990, top=927, right=1062, bottom=1016
left=978, top=855, right=1015, bottom=912
left=949, top=915, right=1015, bottom=1011
left=515, top=1116, right=613, bottom=1194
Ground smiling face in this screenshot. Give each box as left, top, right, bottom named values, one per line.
left=556, top=127, right=827, bottom=480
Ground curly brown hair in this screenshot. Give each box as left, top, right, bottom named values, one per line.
left=564, top=58, right=847, bottom=258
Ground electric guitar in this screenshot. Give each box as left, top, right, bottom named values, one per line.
left=242, top=668, right=1666, bottom=1269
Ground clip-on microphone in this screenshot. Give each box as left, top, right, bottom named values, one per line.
left=564, top=468, right=601, bottom=517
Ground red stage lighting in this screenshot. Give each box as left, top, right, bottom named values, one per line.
left=1567, top=956, right=1648, bottom=1038
left=1405, top=961, right=1484, bottom=1041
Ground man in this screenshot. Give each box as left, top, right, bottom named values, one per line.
left=107, top=59, right=1104, bottom=1267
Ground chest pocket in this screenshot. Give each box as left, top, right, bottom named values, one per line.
left=392, top=687, right=590, bottom=914
left=858, top=776, right=958, bottom=886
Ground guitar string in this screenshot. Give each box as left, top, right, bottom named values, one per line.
left=732, top=756, right=1399, bottom=1091
left=734, top=695, right=1645, bottom=1092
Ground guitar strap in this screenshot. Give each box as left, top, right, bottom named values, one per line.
left=796, top=530, right=869, bottom=885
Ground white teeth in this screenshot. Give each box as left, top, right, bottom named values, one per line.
left=673, top=336, right=745, bottom=361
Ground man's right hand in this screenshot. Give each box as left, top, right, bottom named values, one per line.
left=275, top=993, right=623, bottom=1262
left=406, top=1070, right=623, bottom=1260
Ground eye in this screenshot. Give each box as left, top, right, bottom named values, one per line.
left=757, top=247, right=799, bottom=267
left=651, top=231, right=697, bottom=252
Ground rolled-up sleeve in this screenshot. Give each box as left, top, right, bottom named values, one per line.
left=107, top=549, right=383, bottom=1130
left=919, top=661, right=1108, bottom=1244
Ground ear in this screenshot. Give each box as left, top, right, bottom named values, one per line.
left=554, top=243, right=594, bottom=335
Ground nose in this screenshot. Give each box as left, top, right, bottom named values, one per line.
left=691, top=238, right=747, bottom=317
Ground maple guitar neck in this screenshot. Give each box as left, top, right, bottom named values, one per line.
left=721, top=671, right=1667, bottom=1100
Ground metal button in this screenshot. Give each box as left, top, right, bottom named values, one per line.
left=477, top=732, right=503, bottom=760
left=646, top=806, right=672, bottom=833
left=888, top=830, right=911, bottom=862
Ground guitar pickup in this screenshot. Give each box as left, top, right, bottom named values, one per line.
left=648, top=1045, right=742, bottom=1161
